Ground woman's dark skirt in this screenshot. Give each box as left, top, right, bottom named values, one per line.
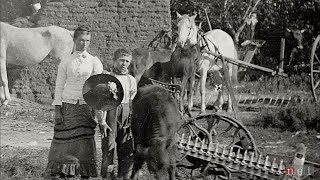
left=46, top=103, right=98, bottom=177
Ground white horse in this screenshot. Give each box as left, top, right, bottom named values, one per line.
left=176, top=13, right=238, bottom=114
left=0, top=22, right=74, bottom=105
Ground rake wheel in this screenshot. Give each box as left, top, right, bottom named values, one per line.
left=311, top=35, right=320, bottom=103
left=176, top=113, right=258, bottom=180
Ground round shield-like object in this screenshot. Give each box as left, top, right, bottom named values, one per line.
left=83, top=74, right=124, bottom=110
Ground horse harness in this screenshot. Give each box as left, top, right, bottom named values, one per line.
left=197, top=31, right=224, bottom=71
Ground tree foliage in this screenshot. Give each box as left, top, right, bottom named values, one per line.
left=171, top=0, right=320, bottom=64
left=171, top=0, right=320, bottom=44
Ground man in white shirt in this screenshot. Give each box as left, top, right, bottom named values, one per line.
left=46, top=25, right=103, bottom=179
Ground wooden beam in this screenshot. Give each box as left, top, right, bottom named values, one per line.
left=280, top=38, right=285, bottom=72
left=204, top=8, right=212, bottom=31
left=201, top=50, right=288, bottom=77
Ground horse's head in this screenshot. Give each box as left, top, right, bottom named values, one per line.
left=176, top=12, right=198, bottom=48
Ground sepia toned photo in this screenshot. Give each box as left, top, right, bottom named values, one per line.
left=0, top=0, right=320, bottom=179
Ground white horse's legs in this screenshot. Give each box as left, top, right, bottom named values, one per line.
left=0, top=44, right=10, bottom=106
left=199, top=68, right=208, bottom=114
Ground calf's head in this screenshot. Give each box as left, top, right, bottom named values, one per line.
left=286, top=28, right=305, bottom=49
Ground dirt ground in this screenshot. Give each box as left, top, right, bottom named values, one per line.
left=1, top=96, right=320, bottom=180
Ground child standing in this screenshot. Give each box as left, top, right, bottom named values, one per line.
left=98, top=48, right=137, bottom=180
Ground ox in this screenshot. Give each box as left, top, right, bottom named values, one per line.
left=0, top=22, right=74, bottom=105
left=131, top=85, right=182, bottom=180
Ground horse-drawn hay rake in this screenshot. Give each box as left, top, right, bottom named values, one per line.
left=150, top=77, right=320, bottom=180
left=146, top=34, right=320, bottom=179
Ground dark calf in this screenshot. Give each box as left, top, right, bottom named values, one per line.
left=131, top=85, right=182, bottom=180
left=286, top=28, right=306, bottom=65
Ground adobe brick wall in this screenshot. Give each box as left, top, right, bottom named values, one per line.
left=3, top=0, right=171, bottom=104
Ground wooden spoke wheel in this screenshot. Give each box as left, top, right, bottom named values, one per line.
left=311, top=35, right=320, bottom=102
left=176, top=113, right=258, bottom=180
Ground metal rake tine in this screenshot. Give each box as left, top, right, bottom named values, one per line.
left=193, top=137, right=199, bottom=150
left=271, top=158, right=277, bottom=172
left=264, top=156, right=269, bottom=169
left=280, top=96, right=285, bottom=106
left=179, top=133, right=185, bottom=146
left=200, top=139, right=205, bottom=151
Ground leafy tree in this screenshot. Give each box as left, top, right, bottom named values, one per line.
left=171, top=0, right=320, bottom=64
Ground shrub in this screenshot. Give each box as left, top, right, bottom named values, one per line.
left=254, top=103, right=320, bottom=133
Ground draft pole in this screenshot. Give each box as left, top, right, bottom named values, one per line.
left=204, top=8, right=212, bottom=31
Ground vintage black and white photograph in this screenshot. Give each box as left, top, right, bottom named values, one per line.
left=0, top=0, right=320, bottom=179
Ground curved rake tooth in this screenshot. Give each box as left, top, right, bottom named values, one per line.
left=208, top=142, right=212, bottom=152
left=267, top=97, right=273, bottom=106
left=244, top=96, right=248, bottom=104
left=280, top=96, right=285, bottom=106
left=236, top=148, right=241, bottom=161
left=286, top=96, right=292, bottom=107
left=271, top=158, right=277, bottom=172
left=193, top=137, right=199, bottom=151
left=187, top=136, right=192, bottom=149
left=179, top=133, right=185, bottom=146
left=214, top=143, right=219, bottom=156
left=257, top=154, right=263, bottom=166
left=222, top=145, right=227, bottom=157
left=249, top=152, right=255, bottom=166
left=205, top=142, right=213, bottom=157
left=249, top=96, right=253, bottom=104
left=278, top=159, right=284, bottom=174
left=274, top=96, right=279, bottom=106
left=242, top=150, right=248, bottom=163
left=228, top=147, right=234, bottom=160
left=264, top=156, right=269, bottom=170
left=200, top=139, right=205, bottom=152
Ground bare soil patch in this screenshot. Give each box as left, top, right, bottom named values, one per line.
left=1, top=97, right=319, bottom=179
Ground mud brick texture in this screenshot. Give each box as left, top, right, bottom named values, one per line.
left=1, top=0, right=171, bottom=104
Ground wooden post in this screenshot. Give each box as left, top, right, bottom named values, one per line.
left=280, top=38, right=285, bottom=72
left=204, top=8, right=212, bottom=31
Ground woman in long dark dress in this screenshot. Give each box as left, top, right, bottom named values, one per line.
left=45, top=25, right=103, bottom=179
